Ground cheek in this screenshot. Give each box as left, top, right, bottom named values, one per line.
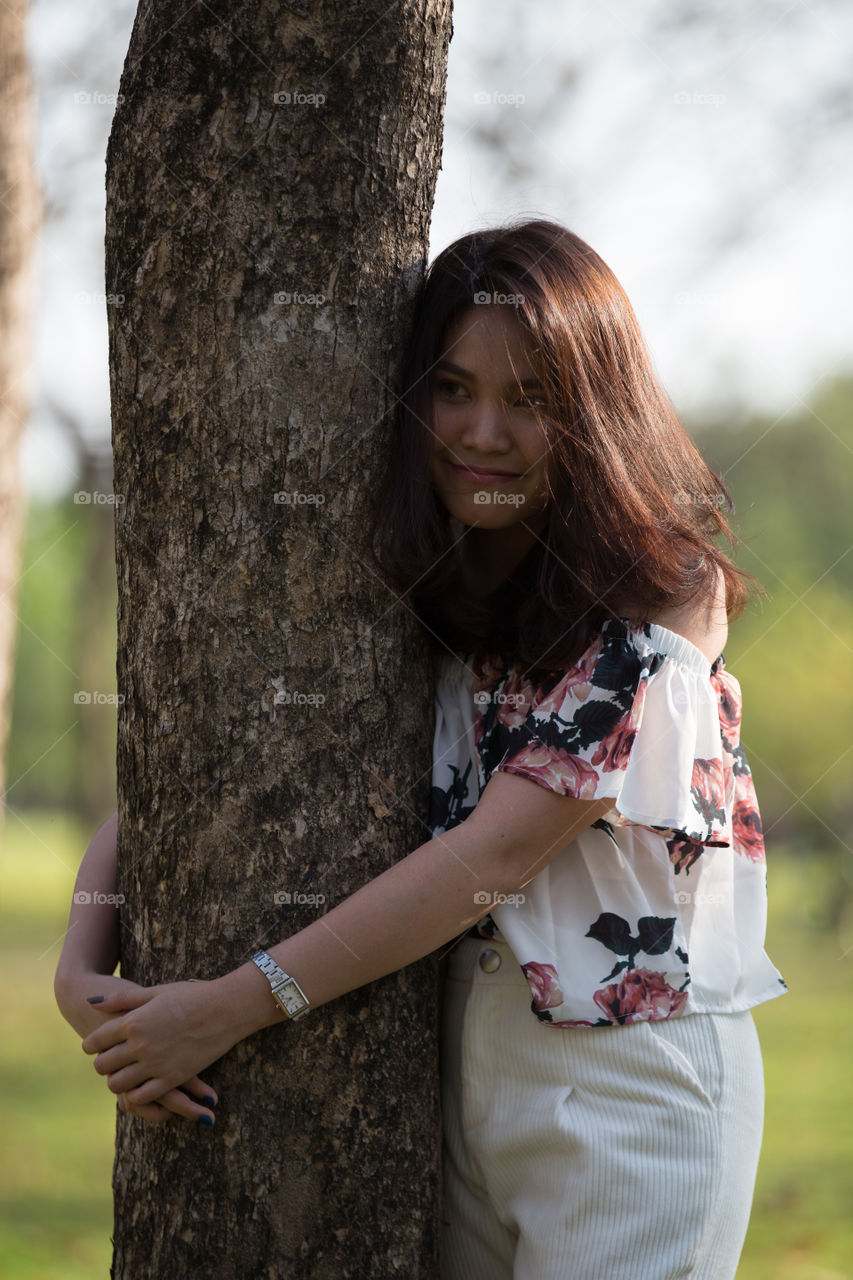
left=427, top=418, right=448, bottom=482
left=519, top=422, right=551, bottom=473
left=430, top=403, right=454, bottom=447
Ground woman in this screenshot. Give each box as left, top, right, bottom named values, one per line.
left=56, top=218, right=786, bottom=1279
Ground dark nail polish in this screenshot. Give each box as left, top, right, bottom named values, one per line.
left=87, top=996, right=105, bottom=1004
left=197, top=1114, right=214, bottom=1125
left=202, top=1096, right=216, bottom=1106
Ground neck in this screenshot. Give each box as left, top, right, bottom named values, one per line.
left=460, top=516, right=547, bottom=597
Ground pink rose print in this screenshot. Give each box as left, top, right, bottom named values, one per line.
left=592, top=968, right=688, bottom=1023
left=711, top=670, right=742, bottom=745
left=590, top=689, right=646, bottom=773
left=530, top=641, right=603, bottom=718
left=666, top=833, right=706, bottom=876
left=472, top=652, right=506, bottom=690
left=732, top=780, right=765, bottom=862
left=501, top=741, right=601, bottom=798
left=522, top=961, right=565, bottom=1012
left=495, top=668, right=533, bottom=731
left=691, top=757, right=725, bottom=812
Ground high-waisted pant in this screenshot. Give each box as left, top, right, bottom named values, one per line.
left=440, top=935, right=765, bottom=1280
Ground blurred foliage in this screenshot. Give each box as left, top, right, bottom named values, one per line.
left=7, top=493, right=117, bottom=824
left=695, top=372, right=853, bottom=593
left=689, top=371, right=853, bottom=879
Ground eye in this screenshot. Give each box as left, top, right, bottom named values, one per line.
left=435, top=378, right=465, bottom=397
left=435, top=378, right=546, bottom=409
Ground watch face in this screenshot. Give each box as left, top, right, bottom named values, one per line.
left=274, top=980, right=306, bottom=1016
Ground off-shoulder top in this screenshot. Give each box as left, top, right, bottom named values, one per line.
left=430, top=616, right=788, bottom=1028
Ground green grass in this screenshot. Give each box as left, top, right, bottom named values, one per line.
left=1, top=809, right=851, bottom=1278
left=741, top=882, right=853, bottom=1280
left=1, top=811, right=115, bottom=1279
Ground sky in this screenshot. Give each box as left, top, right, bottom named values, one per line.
left=19, top=0, right=853, bottom=498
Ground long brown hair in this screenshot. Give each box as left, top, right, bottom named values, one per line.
left=364, top=216, right=766, bottom=680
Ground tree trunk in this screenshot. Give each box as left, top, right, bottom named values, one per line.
left=0, top=0, right=39, bottom=839
left=106, top=2, right=452, bottom=1276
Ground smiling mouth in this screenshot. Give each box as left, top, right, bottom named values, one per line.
left=449, top=462, right=521, bottom=483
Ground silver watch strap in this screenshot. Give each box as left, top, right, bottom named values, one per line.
left=251, top=949, right=310, bottom=1020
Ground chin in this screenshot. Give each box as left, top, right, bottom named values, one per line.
left=454, top=507, right=525, bottom=530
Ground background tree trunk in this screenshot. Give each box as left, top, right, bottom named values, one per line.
left=51, top=401, right=119, bottom=828
left=0, top=0, right=39, bottom=839
left=106, top=2, right=452, bottom=1276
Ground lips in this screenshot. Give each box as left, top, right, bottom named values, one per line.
left=449, top=462, right=521, bottom=482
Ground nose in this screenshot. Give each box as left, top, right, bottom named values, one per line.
left=458, top=401, right=514, bottom=453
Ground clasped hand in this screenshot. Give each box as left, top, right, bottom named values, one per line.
left=81, top=979, right=239, bottom=1120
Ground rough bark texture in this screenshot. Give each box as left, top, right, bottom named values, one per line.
left=0, top=0, right=39, bottom=836
left=106, top=2, right=452, bottom=1276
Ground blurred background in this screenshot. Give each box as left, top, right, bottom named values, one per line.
left=2, top=0, right=852, bottom=1275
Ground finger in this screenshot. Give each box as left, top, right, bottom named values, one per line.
left=118, top=1091, right=172, bottom=1124
left=104, top=1062, right=151, bottom=1094
left=148, top=1086, right=217, bottom=1125
left=90, top=1043, right=135, bottom=1079
left=82, top=1017, right=128, bottom=1055
left=113, top=1074, right=179, bottom=1106
left=85, top=987, right=156, bottom=1013
left=122, top=1080, right=216, bottom=1123
left=181, top=1075, right=219, bottom=1108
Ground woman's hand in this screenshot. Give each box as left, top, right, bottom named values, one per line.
left=80, top=978, right=240, bottom=1111
left=56, top=970, right=219, bottom=1125
left=114, top=1075, right=218, bottom=1126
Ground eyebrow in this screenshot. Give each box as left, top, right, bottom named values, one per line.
left=434, top=358, right=543, bottom=390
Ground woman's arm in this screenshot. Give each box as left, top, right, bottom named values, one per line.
left=53, top=809, right=120, bottom=997
left=215, top=776, right=614, bottom=1042
left=79, top=775, right=613, bottom=1106
left=54, top=809, right=221, bottom=1124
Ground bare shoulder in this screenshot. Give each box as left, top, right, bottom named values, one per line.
left=649, top=563, right=728, bottom=664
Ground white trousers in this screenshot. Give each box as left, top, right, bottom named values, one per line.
left=440, top=935, right=765, bottom=1280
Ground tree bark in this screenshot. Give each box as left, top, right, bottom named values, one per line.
left=0, top=0, right=40, bottom=837
left=106, top=2, right=452, bottom=1276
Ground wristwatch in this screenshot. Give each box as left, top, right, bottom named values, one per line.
left=250, top=949, right=311, bottom=1020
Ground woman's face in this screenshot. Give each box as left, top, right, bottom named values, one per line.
left=429, top=305, right=552, bottom=535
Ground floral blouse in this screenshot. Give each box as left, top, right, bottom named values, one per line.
left=430, top=616, right=788, bottom=1028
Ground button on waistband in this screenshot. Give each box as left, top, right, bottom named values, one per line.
left=478, top=948, right=501, bottom=973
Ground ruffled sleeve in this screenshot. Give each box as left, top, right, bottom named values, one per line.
left=473, top=617, right=734, bottom=848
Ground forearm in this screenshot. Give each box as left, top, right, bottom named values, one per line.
left=54, top=810, right=120, bottom=988
left=214, top=818, right=520, bottom=1042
